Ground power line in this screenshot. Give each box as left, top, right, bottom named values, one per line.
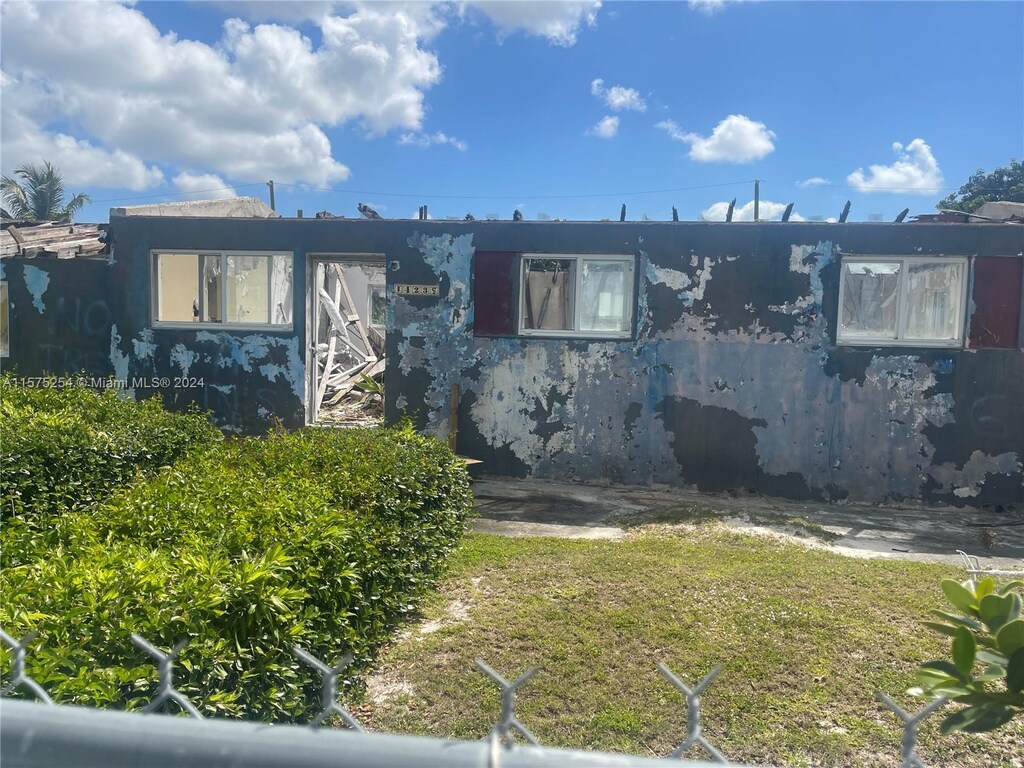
left=271, top=180, right=756, bottom=200
left=765, top=179, right=1018, bottom=194
left=81, top=177, right=1018, bottom=207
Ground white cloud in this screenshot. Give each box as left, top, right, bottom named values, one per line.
left=655, top=119, right=687, bottom=142
left=399, top=131, right=468, bottom=151
left=587, top=115, right=619, bottom=139
left=172, top=172, right=237, bottom=200
left=847, top=139, right=944, bottom=194
left=658, top=114, right=775, bottom=163
left=700, top=199, right=804, bottom=222
left=590, top=78, right=646, bottom=112
left=463, top=1, right=601, bottom=46
left=689, top=0, right=727, bottom=14
left=797, top=176, right=830, bottom=188
left=1, top=116, right=165, bottom=192
left=0, top=1, right=447, bottom=187
left=689, top=0, right=750, bottom=14
left=208, top=1, right=340, bottom=25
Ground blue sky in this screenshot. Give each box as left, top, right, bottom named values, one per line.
left=2, top=1, right=1022, bottom=223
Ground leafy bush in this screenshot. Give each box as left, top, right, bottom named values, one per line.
left=913, top=575, right=1024, bottom=733
left=0, top=425, right=473, bottom=721
left=0, top=374, right=221, bottom=519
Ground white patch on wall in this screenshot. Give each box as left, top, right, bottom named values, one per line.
left=644, top=261, right=692, bottom=292
left=259, top=363, right=288, bottom=382
left=169, top=343, right=197, bottom=378
left=684, top=255, right=715, bottom=305
left=788, top=244, right=816, bottom=275
left=22, top=265, right=50, bottom=313
left=768, top=296, right=813, bottom=315
left=928, top=451, right=1021, bottom=500
left=132, top=328, right=157, bottom=359
left=109, top=325, right=132, bottom=396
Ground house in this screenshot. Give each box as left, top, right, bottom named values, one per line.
left=2, top=207, right=1022, bottom=507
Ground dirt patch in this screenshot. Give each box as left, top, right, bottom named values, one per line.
left=362, top=579, right=483, bottom=710
left=364, top=673, right=415, bottom=707
left=418, top=598, right=471, bottom=634
left=612, top=504, right=842, bottom=544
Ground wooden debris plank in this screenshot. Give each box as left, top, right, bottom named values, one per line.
left=332, top=263, right=376, bottom=363
left=314, top=267, right=344, bottom=413
left=362, top=358, right=386, bottom=379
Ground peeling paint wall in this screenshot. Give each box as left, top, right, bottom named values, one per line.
left=384, top=221, right=1024, bottom=508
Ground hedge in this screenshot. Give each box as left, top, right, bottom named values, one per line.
left=0, top=374, right=222, bottom=519
left=0, top=425, right=473, bottom=722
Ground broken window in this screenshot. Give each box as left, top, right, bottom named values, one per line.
left=152, top=251, right=292, bottom=327
left=838, top=257, right=966, bottom=346
left=368, top=284, right=386, bottom=328
left=1, top=282, right=8, bottom=357
left=520, top=255, right=634, bottom=338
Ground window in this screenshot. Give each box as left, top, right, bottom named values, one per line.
left=0, top=282, right=8, bottom=357
left=152, top=251, right=292, bottom=327
left=368, top=284, right=386, bottom=328
left=838, top=256, right=968, bottom=346
left=519, top=255, right=634, bottom=338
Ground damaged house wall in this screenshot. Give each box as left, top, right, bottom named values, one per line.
left=4, top=216, right=1022, bottom=507
left=4, top=217, right=426, bottom=433
left=384, top=221, right=1024, bottom=507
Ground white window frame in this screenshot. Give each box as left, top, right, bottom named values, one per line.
left=837, top=255, right=969, bottom=347
left=518, top=253, right=635, bottom=339
left=151, top=250, right=293, bottom=330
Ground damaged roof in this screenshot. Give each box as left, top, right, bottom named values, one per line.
left=0, top=220, right=110, bottom=260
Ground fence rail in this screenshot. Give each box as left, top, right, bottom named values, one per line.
left=2, top=699, right=731, bottom=768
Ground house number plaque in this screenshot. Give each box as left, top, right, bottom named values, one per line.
left=395, top=284, right=441, bottom=296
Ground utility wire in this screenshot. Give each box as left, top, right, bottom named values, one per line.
left=271, top=180, right=755, bottom=200
left=82, top=178, right=1017, bottom=205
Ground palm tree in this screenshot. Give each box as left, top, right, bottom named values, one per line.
left=1, top=161, right=91, bottom=223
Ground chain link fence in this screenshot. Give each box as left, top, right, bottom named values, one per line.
left=1, top=627, right=953, bottom=768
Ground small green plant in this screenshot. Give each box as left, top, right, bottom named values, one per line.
left=356, top=372, right=383, bottom=396
left=913, top=575, right=1024, bottom=733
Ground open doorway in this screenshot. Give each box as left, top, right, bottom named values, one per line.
left=308, top=256, right=386, bottom=426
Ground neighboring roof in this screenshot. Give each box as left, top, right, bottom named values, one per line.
left=921, top=200, right=1024, bottom=224
left=0, top=221, right=109, bottom=260
left=973, top=201, right=1024, bottom=223
left=109, top=196, right=280, bottom=219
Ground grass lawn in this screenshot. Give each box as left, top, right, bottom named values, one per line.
left=356, top=526, right=1023, bottom=767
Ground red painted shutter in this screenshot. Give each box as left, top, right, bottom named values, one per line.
left=472, top=252, right=518, bottom=336
left=968, top=257, right=1022, bottom=349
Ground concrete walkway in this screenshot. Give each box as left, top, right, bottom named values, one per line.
left=470, top=476, right=1024, bottom=569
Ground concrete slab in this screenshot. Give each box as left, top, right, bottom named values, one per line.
left=471, top=476, right=1024, bottom=569
left=472, top=518, right=626, bottom=540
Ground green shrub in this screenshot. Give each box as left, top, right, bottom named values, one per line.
left=913, top=575, right=1024, bottom=733
left=0, top=374, right=221, bottom=519
left=0, top=425, right=473, bottom=722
